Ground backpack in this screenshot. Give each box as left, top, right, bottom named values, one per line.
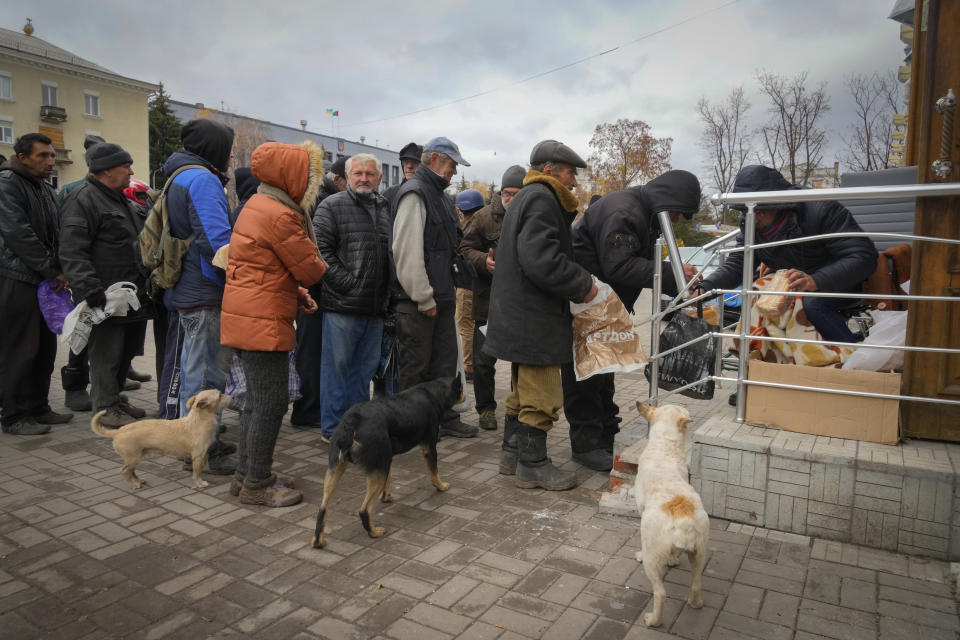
left=138, top=164, right=207, bottom=294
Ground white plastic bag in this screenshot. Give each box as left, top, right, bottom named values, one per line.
left=60, top=282, right=141, bottom=354
left=842, top=310, right=908, bottom=372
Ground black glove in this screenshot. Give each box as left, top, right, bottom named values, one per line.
left=86, top=291, right=107, bottom=309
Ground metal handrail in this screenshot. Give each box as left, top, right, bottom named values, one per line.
left=648, top=180, right=960, bottom=424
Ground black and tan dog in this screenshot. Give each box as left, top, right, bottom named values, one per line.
left=312, top=376, right=462, bottom=549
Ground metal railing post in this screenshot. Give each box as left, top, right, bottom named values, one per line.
left=656, top=210, right=688, bottom=293
left=649, top=237, right=664, bottom=405
left=736, top=203, right=756, bottom=422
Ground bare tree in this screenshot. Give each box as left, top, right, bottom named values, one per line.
left=841, top=70, right=902, bottom=172
left=587, top=119, right=672, bottom=193
left=755, top=71, right=830, bottom=185
left=697, top=86, right=751, bottom=224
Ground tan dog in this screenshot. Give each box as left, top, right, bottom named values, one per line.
left=635, top=402, right=709, bottom=627
left=92, top=390, right=232, bottom=490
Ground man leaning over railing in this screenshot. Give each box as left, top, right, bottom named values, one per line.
left=699, top=165, right=878, bottom=344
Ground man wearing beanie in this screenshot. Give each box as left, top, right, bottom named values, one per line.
left=59, top=143, right=153, bottom=427
left=55, top=133, right=106, bottom=412
left=460, top=164, right=525, bottom=431
left=565, top=169, right=702, bottom=472
left=159, top=118, right=237, bottom=474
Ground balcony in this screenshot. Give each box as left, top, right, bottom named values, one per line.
left=40, top=105, right=67, bottom=122
left=54, top=148, right=72, bottom=164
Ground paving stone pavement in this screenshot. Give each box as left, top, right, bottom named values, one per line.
left=0, top=328, right=957, bottom=639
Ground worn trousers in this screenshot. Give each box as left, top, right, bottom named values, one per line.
left=0, top=277, right=55, bottom=426
left=178, top=308, right=226, bottom=417
left=291, top=283, right=323, bottom=425
left=88, top=320, right=148, bottom=411
left=455, top=288, right=474, bottom=373
left=472, top=320, right=497, bottom=413
left=504, top=363, right=563, bottom=433
left=157, top=309, right=184, bottom=419
left=236, top=350, right=289, bottom=485
left=560, top=362, right=621, bottom=453
left=395, top=299, right=460, bottom=427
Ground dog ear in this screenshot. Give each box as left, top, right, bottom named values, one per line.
left=678, top=417, right=692, bottom=433
left=636, top=402, right=655, bottom=421
left=186, top=395, right=197, bottom=409
left=191, top=396, right=210, bottom=410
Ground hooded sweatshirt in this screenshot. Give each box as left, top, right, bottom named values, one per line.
left=571, top=169, right=701, bottom=311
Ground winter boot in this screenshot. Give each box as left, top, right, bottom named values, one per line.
left=500, top=414, right=520, bottom=475
left=65, top=389, right=92, bottom=412
left=478, top=409, right=498, bottom=431
left=239, top=473, right=302, bottom=507
left=515, top=424, right=578, bottom=491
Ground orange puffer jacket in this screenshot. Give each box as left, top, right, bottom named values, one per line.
left=221, top=141, right=327, bottom=351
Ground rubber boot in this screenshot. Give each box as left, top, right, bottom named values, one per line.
left=500, top=414, right=520, bottom=475
left=515, top=424, right=578, bottom=491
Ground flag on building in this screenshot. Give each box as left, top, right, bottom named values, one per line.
left=326, top=108, right=339, bottom=116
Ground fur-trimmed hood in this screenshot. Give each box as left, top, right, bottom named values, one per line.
left=250, top=140, right=325, bottom=211
left=522, top=169, right=580, bottom=213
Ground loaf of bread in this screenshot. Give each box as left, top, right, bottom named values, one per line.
left=757, top=270, right=793, bottom=315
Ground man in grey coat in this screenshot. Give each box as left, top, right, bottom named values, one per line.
left=484, top=140, right=598, bottom=490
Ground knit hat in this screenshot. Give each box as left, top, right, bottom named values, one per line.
left=86, top=142, right=133, bottom=173
left=83, top=134, right=105, bottom=151
left=501, top=165, right=526, bottom=190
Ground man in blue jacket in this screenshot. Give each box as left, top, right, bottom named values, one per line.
left=162, top=119, right=236, bottom=471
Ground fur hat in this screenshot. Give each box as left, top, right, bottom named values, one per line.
left=86, top=142, right=133, bottom=173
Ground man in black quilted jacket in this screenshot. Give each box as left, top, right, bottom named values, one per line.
left=312, top=153, right=392, bottom=440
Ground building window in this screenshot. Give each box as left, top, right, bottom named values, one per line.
left=0, top=73, right=11, bottom=100
left=41, top=83, right=57, bottom=106
left=45, top=168, right=59, bottom=190
left=382, top=163, right=390, bottom=188
left=0, top=119, right=12, bottom=143
left=84, top=92, right=100, bottom=117
left=392, top=165, right=399, bottom=185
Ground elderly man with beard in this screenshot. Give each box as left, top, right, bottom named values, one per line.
left=313, top=153, right=392, bottom=441
left=392, top=137, right=477, bottom=439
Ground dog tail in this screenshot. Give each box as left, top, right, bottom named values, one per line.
left=663, top=495, right=699, bottom=552
left=90, top=410, right=117, bottom=439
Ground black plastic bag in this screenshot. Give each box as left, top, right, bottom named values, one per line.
left=644, top=302, right=716, bottom=400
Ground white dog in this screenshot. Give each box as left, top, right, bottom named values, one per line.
left=634, top=402, right=709, bottom=627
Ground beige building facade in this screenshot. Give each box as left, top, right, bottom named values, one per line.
left=0, top=23, right=157, bottom=189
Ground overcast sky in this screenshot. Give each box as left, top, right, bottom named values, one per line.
left=8, top=0, right=906, bottom=192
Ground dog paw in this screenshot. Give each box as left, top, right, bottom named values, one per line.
left=635, top=551, right=644, bottom=563
left=687, top=592, right=703, bottom=609
left=436, top=481, right=450, bottom=492
left=380, top=492, right=393, bottom=503
left=311, top=534, right=325, bottom=549
left=369, top=526, right=386, bottom=538
left=643, top=613, right=661, bottom=627
left=195, top=480, right=209, bottom=489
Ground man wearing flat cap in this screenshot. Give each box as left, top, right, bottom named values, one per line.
left=384, top=142, right=422, bottom=207
left=484, top=140, right=599, bottom=490
left=392, top=136, right=477, bottom=438
left=460, top=164, right=525, bottom=431
left=565, top=169, right=703, bottom=472
left=59, top=142, right=153, bottom=427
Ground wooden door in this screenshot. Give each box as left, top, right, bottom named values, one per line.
left=902, top=0, right=960, bottom=439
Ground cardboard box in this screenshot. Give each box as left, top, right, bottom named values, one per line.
left=746, top=360, right=901, bottom=444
